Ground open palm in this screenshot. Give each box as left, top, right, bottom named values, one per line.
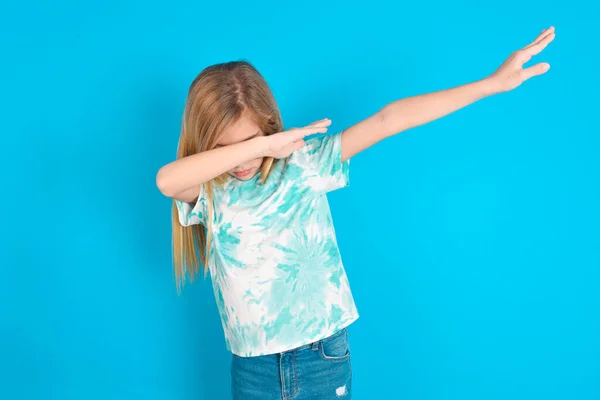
left=265, top=119, right=332, bottom=159
left=489, top=26, right=556, bottom=93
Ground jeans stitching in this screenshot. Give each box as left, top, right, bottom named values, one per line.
left=291, top=350, right=298, bottom=399
left=318, top=329, right=351, bottom=362
left=279, top=353, right=286, bottom=400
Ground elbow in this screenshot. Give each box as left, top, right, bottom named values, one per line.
left=156, top=167, right=176, bottom=198
left=378, top=107, right=396, bottom=138
left=380, top=104, right=409, bottom=137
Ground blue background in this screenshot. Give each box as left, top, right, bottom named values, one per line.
left=1, top=0, right=598, bottom=399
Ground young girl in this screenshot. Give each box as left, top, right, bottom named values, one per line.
left=156, top=26, right=555, bottom=400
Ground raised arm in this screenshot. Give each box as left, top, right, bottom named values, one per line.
left=341, top=26, right=556, bottom=162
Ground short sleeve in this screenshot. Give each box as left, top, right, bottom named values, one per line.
left=289, top=131, right=350, bottom=194
left=175, top=184, right=208, bottom=227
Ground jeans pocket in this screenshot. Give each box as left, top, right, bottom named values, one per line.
left=318, top=328, right=350, bottom=362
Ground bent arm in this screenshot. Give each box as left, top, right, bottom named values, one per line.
left=156, top=136, right=267, bottom=200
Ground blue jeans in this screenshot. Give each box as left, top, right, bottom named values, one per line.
left=231, top=328, right=352, bottom=400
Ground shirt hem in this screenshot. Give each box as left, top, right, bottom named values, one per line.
left=230, top=313, right=360, bottom=358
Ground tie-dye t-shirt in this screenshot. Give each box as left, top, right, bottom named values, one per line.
left=175, top=131, right=359, bottom=357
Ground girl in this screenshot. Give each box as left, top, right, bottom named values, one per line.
left=156, top=26, right=555, bottom=400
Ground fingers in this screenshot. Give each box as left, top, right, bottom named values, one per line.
left=289, top=118, right=330, bottom=130
left=523, top=27, right=555, bottom=57
left=511, top=26, right=555, bottom=68
left=526, top=26, right=555, bottom=49
left=307, top=118, right=332, bottom=127
left=285, top=119, right=332, bottom=140
left=521, top=62, right=551, bottom=81
left=527, top=31, right=555, bottom=56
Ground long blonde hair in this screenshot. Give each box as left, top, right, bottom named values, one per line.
left=172, top=60, right=284, bottom=294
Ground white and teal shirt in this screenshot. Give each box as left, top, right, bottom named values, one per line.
left=176, top=131, right=359, bottom=357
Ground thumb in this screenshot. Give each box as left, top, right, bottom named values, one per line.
left=292, top=139, right=305, bottom=151
left=522, top=62, right=550, bottom=81
left=274, top=139, right=304, bottom=159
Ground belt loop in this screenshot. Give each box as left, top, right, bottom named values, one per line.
left=311, top=340, right=319, bottom=351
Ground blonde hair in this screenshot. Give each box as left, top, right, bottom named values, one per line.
left=172, top=60, right=284, bottom=294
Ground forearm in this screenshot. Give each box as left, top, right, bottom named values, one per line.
left=156, top=136, right=267, bottom=197
left=380, top=77, right=499, bottom=136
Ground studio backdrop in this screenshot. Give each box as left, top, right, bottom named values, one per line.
left=1, top=1, right=598, bottom=399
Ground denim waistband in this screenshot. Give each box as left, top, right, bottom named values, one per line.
left=285, top=327, right=347, bottom=353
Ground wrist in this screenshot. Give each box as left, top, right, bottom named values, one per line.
left=249, top=135, right=271, bottom=158
left=478, top=76, right=502, bottom=97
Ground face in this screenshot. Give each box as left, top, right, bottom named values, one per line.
left=215, top=115, right=265, bottom=181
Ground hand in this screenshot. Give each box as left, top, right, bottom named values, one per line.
left=487, top=26, right=556, bottom=94
left=263, top=118, right=332, bottom=159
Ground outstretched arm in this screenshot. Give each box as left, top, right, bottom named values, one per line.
left=341, top=26, right=556, bottom=162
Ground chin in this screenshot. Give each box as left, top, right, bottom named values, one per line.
left=231, top=169, right=259, bottom=181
